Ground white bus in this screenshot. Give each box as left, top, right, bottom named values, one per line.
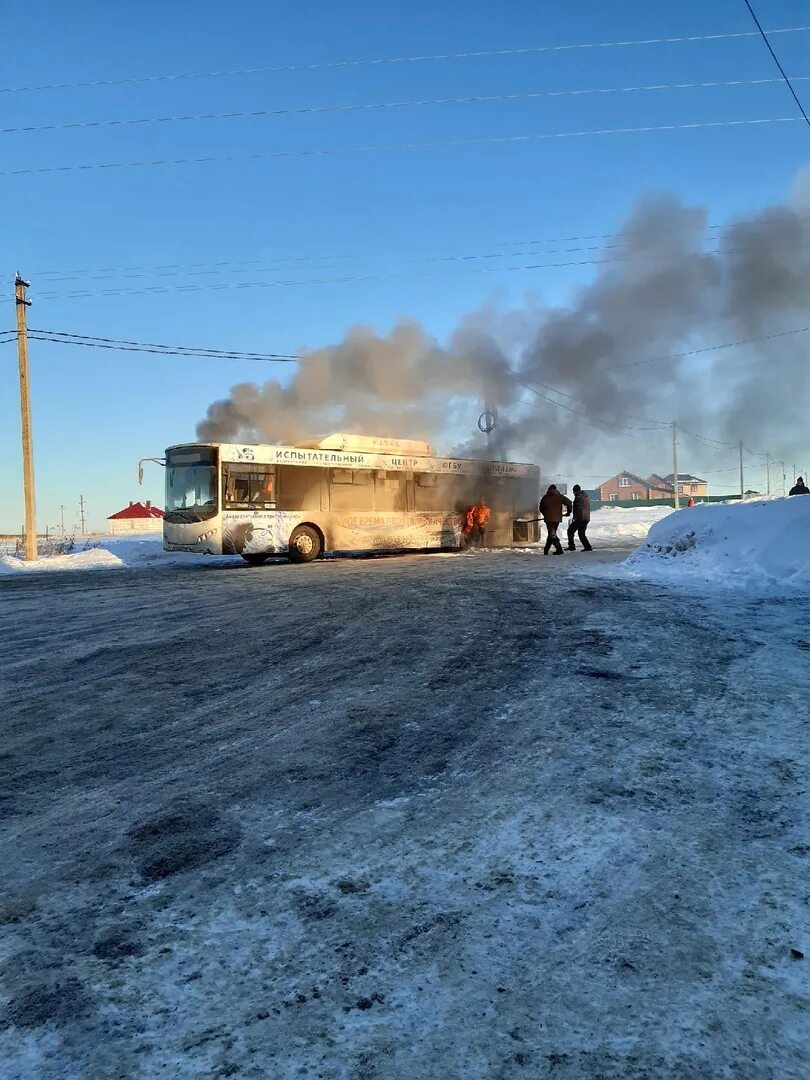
left=163, top=434, right=540, bottom=564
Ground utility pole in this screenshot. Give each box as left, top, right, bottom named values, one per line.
left=60, top=505, right=65, bottom=535
left=765, top=453, right=771, bottom=496
left=781, top=461, right=786, bottom=498
left=739, top=440, right=745, bottom=501
left=672, top=421, right=680, bottom=509
left=15, top=274, right=36, bottom=561
left=79, top=494, right=86, bottom=535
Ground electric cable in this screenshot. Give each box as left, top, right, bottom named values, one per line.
left=5, top=75, right=807, bottom=136
left=743, top=1, right=810, bottom=128
left=3, top=26, right=808, bottom=94
left=1, top=115, right=801, bottom=178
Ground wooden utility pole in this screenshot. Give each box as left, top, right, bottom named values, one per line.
left=766, top=453, right=771, bottom=496
left=672, top=421, right=680, bottom=509
left=739, top=440, right=744, bottom=501
left=15, top=274, right=36, bottom=561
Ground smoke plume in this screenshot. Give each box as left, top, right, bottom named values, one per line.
left=198, top=174, right=810, bottom=480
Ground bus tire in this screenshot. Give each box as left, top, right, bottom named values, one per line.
left=242, top=554, right=269, bottom=566
left=288, top=525, right=322, bottom=563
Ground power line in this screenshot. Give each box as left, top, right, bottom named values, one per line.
left=0, top=323, right=794, bottom=456
left=611, top=325, right=810, bottom=368
left=515, top=377, right=670, bottom=428
left=7, top=242, right=808, bottom=305
left=743, top=1, right=810, bottom=129
left=22, top=335, right=301, bottom=361
left=0, top=329, right=301, bottom=361
left=25, top=211, right=810, bottom=282
left=0, top=115, right=801, bottom=178
left=517, top=380, right=668, bottom=433
left=3, top=26, right=809, bottom=94
left=5, top=76, right=807, bottom=136
left=26, top=328, right=299, bottom=358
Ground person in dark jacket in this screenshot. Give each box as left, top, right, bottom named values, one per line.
left=567, top=484, right=593, bottom=551
left=539, top=484, right=572, bottom=555
left=789, top=476, right=809, bottom=496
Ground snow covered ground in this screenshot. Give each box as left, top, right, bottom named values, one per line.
left=1, top=545, right=809, bottom=1078
left=0, top=507, right=674, bottom=576
left=0, top=534, right=241, bottom=575
left=620, top=497, right=810, bottom=591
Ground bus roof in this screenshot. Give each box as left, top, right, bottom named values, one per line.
left=166, top=440, right=539, bottom=478
left=294, top=434, right=435, bottom=456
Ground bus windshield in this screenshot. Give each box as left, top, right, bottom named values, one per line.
left=165, top=447, right=218, bottom=517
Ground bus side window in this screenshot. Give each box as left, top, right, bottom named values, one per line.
left=223, top=466, right=276, bottom=509
left=374, top=471, right=407, bottom=512
left=329, top=469, right=374, bottom=511
left=278, top=466, right=324, bottom=511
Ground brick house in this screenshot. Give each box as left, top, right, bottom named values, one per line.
left=107, top=500, right=164, bottom=535
left=599, top=471, right=673, bottom=503
left=661, top=473, right=708, bottom=498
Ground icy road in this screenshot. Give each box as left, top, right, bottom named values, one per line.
left=1, top=547, right=809, bottom=1079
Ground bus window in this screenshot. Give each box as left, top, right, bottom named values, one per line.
left=278, top=466, right=325, bottom=511
left=415, top=473, right=455, bottom=511
left=374, top=471, right=407, bottom=512
left=329, top=468, right=374, bottom=511
left=223, top=466, right=276, bottom=510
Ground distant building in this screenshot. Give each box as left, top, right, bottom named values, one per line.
left=598, top=471, right=673, bottom=503
left=107, top=500, right=164, bottom=535
left=660, top=473, right=708, bottom=498
left=598, top=470, right=709, bottom=502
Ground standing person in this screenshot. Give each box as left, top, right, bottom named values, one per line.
left=474, top=498, right=491, bottom=548
left=539, top=484, right=572, bottom=555
left=789, top=476, right=809, bottom=496
left=567, top=484, right=593, bottom=551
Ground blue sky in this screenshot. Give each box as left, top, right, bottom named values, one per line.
left=1, top=0, right=809, bottom=530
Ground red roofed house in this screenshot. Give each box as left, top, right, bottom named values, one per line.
left=107, top=500, right=165, bottom=535
left=599, top=471, right=673, bottom=503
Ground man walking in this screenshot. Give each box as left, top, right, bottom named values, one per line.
left=539, top=484, right=572, bottom=555
left=567, top=484, right=593, bottom=551
left=789, top=476, right=809, bottom=496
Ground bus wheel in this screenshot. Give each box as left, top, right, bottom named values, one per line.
left=288, top=525, right=321, bottom=563
left=241, top=554, right=268, bottom=566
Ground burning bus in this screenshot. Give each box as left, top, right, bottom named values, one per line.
left=163, top=434, right=540, bottom=564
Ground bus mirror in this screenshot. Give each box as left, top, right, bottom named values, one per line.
left=138, top=464, right=143, bottom=485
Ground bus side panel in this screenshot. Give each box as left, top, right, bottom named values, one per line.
left=328, top=511, right=463, bottom=552
left=221, top=510, right=303, bottom=555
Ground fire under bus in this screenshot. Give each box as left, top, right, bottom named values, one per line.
left=163, top=434, right=541, bottom=564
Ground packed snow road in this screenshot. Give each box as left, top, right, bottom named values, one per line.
left=1, top=547, right=809, bottom=1079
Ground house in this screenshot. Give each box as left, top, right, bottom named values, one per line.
left=660, top=473, right=708, bottom=498
left=107, top=500, right=164, bottom=535
left=598, top=471, right=673, bottom=503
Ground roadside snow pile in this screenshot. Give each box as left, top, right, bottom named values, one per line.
left=622, top=496, right=810, bottom=590
left=0, top=547, right=123, bottom=574
left=587, top=504, right=674, bottom=544
left=0, top=535, right=230, bottom=575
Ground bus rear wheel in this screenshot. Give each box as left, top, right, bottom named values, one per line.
left=288, top=525, right=322, bottom=563
left=241, top=554, right=269, bottom=566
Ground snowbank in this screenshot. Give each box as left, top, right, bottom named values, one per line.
left=0, top=535, right=236, bottom=575
left=622, top=496, right=810, bottom=590
left=587, top=504, right=674, bottom=545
